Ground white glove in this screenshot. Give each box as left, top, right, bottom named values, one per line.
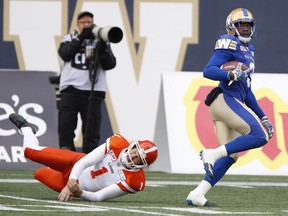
left=261, top=116, right=274, bottom=139
left=231, top=63, right=249, bottom=81
left=228, top=63, right=249, bottom=85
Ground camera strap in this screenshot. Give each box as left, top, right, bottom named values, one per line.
left=88, top=42, right=100, bottom=87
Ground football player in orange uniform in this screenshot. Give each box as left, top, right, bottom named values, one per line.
left=9, top=113, right=158, bottom=202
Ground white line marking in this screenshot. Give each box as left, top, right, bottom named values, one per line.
left=163, top=207, right=270, bottom=215
left=0, top=179, right=38, bottom=183
left=0, top=204, right=46, bottom=212
left=146, top=181, right=288, bottom=187
left=1, top=179, right=288, bottom=187
left=0, top=194, right=181, bottom=216
left=0, top=179, right=282, bottom=215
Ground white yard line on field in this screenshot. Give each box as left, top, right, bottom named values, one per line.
left=162, top=207, right=270, bottom=215
left=0, top=194, right=273, bottom=215
left=147, top=180, right=288, bottom=188
left=1, top=179, right=288, bottom=188
left=0, top=179, right=37, bottom=183
left=0, top=194, right=180, bottom=216
left=0, top=179, right=284, bottom=215
left=0, top=194, right=272, bottom=215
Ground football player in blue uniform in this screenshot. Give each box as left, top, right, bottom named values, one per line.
left=186, top=8, right=274, bottom=207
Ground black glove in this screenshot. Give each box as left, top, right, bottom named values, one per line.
left=261, top=116, right=274, bottom=139
left=97, top=41, right=116, bottom=70
left=78, top=24, right=96, bottom=42
left=97, top=40, right=108, bottom=53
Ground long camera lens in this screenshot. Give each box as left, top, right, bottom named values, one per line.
left=92, top=26, right=123, bottom=43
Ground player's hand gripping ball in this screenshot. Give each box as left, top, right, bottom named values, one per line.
left=222, top=61, right=249, bottom=81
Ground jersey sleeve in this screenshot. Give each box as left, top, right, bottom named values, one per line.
left=58, top=34, right=81, bottom=62
left=214, top=34, right=238, bottom=52
left=106, top=134, right=130, bottom=157
left=117, top=169, right=146, bottom=193
left=203, top=34, right=238, bottom=81
left=203, top=50, right=234, bottom=81
left=81, top=183, right=127, bottom=201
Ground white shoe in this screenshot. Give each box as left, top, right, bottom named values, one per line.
left=200, top=149, right=217, bottom=179
left=186, top=190, right=207, bottom=207
left=186, top=190, right=217, bottom=207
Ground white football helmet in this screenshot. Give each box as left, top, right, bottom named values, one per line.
left=226, top=8, right=256, bottom=43
left=121, top=140, right=158, bottom=169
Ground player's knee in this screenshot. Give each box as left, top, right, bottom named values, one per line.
left=250, top=127, right=269, bottom=146
left=253, top=135, right=268, bottom=148
left=258, top=137, right=268, bottom=146
left=34, top=169, right=41, bottom=180
left=34, top=167, right=46, bottom=182
left=229, top=153, right=239, bottom=162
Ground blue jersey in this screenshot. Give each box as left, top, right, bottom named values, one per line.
left=203, top=34, right=265, bottom=119
left=204, top=34, right=254, bottom=102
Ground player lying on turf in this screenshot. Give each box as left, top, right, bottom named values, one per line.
left=186, top=8, right=274, bottom=207
left=9, top=113, right=158, bottom=202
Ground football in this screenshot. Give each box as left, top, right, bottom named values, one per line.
left=221, top=61, right=248, bottom=71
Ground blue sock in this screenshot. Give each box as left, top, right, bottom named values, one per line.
left=204, top=156, right=235, bottom=186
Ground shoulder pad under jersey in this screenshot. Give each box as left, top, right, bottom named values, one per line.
left=106, top=134, right=130, bottom=157
left=214, top=34, right=239, bottom=51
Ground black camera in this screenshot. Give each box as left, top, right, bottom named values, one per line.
left=92, top=26, right=123, bottom=43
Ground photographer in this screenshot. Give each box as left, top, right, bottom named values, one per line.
left=57, top=11, right=116, bottom=153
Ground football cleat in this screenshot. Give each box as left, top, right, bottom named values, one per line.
left=186, top=191, right=217, bottom=207
left=200, top=150, right=216, bottom=179
left=203, top=163, right=214, bottom=179
left=204, top=201, right=218, bottom=207
left=9, top=113, right=38, bottom=134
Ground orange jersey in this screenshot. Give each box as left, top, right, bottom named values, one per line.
left=76, top=134, right=146, bottom=193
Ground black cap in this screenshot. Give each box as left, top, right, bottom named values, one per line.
left=77, top=11, right=93, bottom=20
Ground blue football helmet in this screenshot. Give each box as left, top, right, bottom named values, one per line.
left=226, top=8, right=256, bottom=43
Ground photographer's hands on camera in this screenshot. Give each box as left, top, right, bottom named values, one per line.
left=76, top=23, right=116, bottom=70
left=58, top=25, right=97, bottom=62
left=78, top=24, right=96, bottom=42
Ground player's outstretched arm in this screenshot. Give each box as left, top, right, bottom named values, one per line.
left=81, top=184, right=128, bottom=202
